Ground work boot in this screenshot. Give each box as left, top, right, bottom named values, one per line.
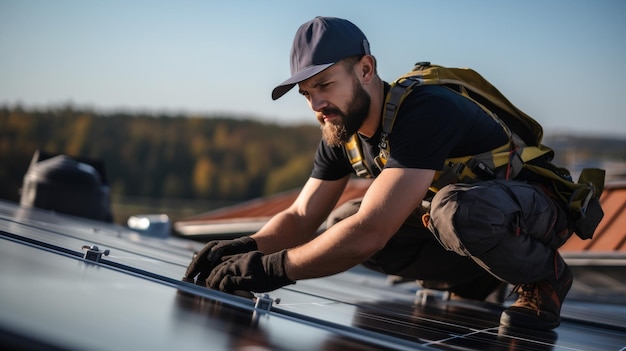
left=500, top=264, right=573, bottom=330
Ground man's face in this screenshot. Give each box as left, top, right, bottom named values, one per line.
left=298, top=61, right=371, bottom=147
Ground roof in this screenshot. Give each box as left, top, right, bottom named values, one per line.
left=174, top=178, right=373, bottom=239
left=184, top=178, right=373, bottom=221
left=176, top=180, right=626, bottom=254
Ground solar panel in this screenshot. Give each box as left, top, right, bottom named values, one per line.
left=1, top=200, right=625, bottom=350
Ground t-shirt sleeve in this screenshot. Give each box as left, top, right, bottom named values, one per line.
left=310, top=139, right=355, bottom=180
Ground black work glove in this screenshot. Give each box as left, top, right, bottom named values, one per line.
left=183, top=236, right=257, bottom=286
left=207, top=250, right=295, bottom=293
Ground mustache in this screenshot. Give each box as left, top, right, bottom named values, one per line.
left=321, top=107, right=342, bottom=117
left=317, top=107, right=343, bottom=125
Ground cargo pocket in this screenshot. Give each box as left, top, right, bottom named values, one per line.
left=427, top=180, right=560, bottom=283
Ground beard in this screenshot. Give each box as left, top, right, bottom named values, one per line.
left=320, top=79, right=371, bottom=147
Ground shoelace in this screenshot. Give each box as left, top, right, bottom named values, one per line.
left=508, top=283, right=543, bottom=314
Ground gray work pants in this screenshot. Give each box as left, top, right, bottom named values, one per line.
left=428, top=180, right=568, bottom=284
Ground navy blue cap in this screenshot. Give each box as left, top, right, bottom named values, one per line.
left=271, top=17, right=370, bottom=100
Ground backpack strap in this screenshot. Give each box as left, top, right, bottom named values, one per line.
left=343, top=74, right=425, bottom=179
left=377, top=77, right=423, bottom=166
left=345, top=134, right=373, bottom=178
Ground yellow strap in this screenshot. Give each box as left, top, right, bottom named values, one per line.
left=345, top=134, right=372, bottom=178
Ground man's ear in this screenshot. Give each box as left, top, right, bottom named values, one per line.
left=359, top=55, right=376, bottom=83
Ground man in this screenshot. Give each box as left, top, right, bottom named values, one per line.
left=184, top=16, right=573, bottom=331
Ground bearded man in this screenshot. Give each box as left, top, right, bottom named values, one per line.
left=185, top=17, right=574, bottom=331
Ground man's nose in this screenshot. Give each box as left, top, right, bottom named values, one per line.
left=309, top=94, right=327, bottom=112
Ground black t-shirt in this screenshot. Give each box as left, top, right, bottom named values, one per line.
left=311, top=84, right=509, bottom=180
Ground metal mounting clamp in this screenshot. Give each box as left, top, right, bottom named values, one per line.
left=81, top=245, right=110, bottom=263
left=254, top=293, right=280, bottom=314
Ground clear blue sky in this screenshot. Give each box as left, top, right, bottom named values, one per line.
left=2, top=0, right=625, bottom=137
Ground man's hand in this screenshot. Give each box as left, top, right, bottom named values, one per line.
left=183, top=236, right=258, bottom=286
left=207, top=250, right=295, bottom=293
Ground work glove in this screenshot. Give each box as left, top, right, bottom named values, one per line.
left=207, top=250, right=295, bottom=293
left=183, top=236, right=258, bottom=286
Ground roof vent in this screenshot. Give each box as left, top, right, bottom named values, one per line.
left=20, top=150, right=113, bottom=222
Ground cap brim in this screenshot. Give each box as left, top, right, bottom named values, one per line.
left=271, top=63, right=333, bottom=100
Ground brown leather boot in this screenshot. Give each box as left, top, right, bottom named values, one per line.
left=500, top=264, right=573, bottom=330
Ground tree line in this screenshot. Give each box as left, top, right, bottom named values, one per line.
left=0, top=105, right=321, bottom=204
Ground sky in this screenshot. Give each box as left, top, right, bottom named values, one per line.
left=2, top=0, right=625, bottom=137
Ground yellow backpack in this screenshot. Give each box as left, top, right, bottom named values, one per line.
left=345, top=62, right=605, bottom=240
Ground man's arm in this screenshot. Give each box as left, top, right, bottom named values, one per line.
left=284, top=167, right=435, bottom=280
left=251, top=175, right=350, bottom=254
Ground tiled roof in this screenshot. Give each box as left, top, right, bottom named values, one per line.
left=174, top=178, right=373, bottom=238
left=183, top=178, right=373, bottom=222
left=177, top=180, right=626, bottom=253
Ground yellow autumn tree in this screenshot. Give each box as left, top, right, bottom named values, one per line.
left=193, top=156, right=215, bottom=197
